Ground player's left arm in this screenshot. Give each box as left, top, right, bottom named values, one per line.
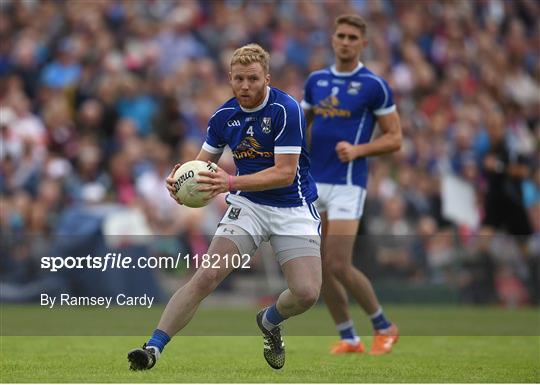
left=336, top=110, right=402, bottom=162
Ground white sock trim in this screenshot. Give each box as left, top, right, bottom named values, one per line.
left=336, top=319, right=354, bottom=331
left=369, top=307, right=383, bottom=319
left=342, top=337, right=361, bottom=345
left=262, top=310, right=278, bottom=331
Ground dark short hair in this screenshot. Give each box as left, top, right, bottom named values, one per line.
left=335, top=14, right=367, bottom=35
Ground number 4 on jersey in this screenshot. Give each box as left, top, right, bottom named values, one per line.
left=247, top=125, right=254, bottom=136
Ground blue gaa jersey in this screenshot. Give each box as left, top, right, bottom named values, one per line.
left=202, top=86, right=317, bottom=208
left=301, top=63, right=396, bottom=188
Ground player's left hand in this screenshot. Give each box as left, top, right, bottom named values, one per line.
left=335, top=141, right=359, bottom=162
left=196, top=161, right=229, bottom=200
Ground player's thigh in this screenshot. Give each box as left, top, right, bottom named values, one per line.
left=320, top=211, right=329, bottom=240
left=190, top=232, right=247, bottom=288
left=214, top=223, right=259, bottom=258
left=320, top=211, right=328, bottom=260
left=264, top=202, right=322, bottom=298
left=268, top=201, right=322, bottom=261
left=319, top=211, right=334, bottom=269
left=323, top=219, right=359, bottom=265
left=281, top=255, right=322, bottom=299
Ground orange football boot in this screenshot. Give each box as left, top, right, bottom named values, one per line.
left=369, top=323, right=399, bottom=355
left=330, top=340, right=365, bottom=354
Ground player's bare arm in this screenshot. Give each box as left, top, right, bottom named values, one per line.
left=304, top=108, right=315, bottom=150
left=335, top=111, right=402, bottom=162
left=196, top=148, right=223, bottom=165
left=304, top=108, right=314, bottom=128
left=197, top=153, right=299, bottom=198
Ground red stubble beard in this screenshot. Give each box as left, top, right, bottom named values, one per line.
left=235, top=86, right=266, bottom=109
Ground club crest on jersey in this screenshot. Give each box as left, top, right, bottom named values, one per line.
left=347, top=81, right=362, bottom=95
left=261, top=117, right=271, bottom=134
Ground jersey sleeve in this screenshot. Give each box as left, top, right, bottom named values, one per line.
left=202, top=115, right=226, bottom=154
left=300, top=75, right=315, bottom=110
left=369, top=77, right=396, bottom=116
left=273, top=99, right=304, bottom=155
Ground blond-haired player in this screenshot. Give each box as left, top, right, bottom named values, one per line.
left=128, top=44, right=321, bottom=370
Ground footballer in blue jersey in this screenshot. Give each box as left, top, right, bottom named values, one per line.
left=302, top=15, right=402, bottom=356
left=202, top=86, right=318, bottom=208
left=128, top=44, right=321, bottom=372
left=302, top=63, right=395, bottom=188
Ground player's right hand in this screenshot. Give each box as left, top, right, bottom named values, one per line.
left=165, top=163, right=183, bottom=205
left=335, top=141, right=358, bottom=162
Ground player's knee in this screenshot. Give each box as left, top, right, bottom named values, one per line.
left=327, top=260, right=349, bottom=280
left=294, top=286, right=320, bottom=309
left=192, top=268, right=221, bottom=294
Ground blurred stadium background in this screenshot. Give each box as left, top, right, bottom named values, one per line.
left=1, top=0, right=539, bottom=310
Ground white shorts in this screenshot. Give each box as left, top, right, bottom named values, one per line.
left=314, top=183, right=367, bottom=221
left=215, top=195, right=321, bottom=265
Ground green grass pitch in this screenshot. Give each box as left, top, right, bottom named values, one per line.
left=1, top=305, right=539, bottom=383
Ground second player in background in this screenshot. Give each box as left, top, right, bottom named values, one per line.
left=302, top=14, right=402, bottom=355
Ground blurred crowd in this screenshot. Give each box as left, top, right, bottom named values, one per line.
left=1, top=0, right=538, bottom=305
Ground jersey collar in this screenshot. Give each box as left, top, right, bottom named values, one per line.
left=330, top=62, right=364, bottom=77
left=238, top=86, right=271, bottom=113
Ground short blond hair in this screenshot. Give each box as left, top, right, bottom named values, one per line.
left=335, top=14, right=367, bottom=35
left=230, top=43, right=270, bottom=73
